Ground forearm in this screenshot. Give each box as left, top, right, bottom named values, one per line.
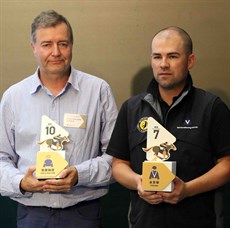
left=76, top=153, right=113, bottom=187
left=112, top=157, right=140, bottom=190
left=185, top=156, right=230, bottom=197
left=0, top=164, right=26, bottom=197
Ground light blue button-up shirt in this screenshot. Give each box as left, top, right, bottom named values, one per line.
left=0, top=67, right=118, bottom=208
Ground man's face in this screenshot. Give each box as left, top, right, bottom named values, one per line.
left=151, top=30, right=194, bottom=91
left=31, top=22, right=72, bottom=77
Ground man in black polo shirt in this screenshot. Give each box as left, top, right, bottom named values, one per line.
left=106, top=26, right=230, bottom=228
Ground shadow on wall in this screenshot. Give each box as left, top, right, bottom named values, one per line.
left=132, top=67, right=230, bottom=110
left=131, top=65, right=153, bottom=96
left=208, top=88, right=230, bottom=108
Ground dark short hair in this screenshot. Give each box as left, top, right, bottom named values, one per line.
left=152, top=26, right=193, bottom=55
left=31, top=10, right=73, bottom=44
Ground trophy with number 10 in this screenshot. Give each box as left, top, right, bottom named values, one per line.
left=36, top=115, right=69, bottom=179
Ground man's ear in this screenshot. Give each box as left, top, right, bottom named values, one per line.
left=188, top=53, right=195, bottom=70
left=31, top=42, right=36, bottom=53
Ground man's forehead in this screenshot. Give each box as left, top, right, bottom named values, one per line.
left=35, top=25, right=69, bottom=40
left=153, top=29, right=181, bottom=42
left=151, top=31, right=184, bottom=52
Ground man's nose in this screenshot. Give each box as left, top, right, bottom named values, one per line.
left=160, top=57, right=169, bottom=68
left=52, top=44, right=61, bottom=56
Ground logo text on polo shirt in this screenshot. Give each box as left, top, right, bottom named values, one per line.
left=177, top=119, right=198, bottom=129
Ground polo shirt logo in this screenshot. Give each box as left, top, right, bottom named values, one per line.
left=185, top=119, right=191, bottom=126
left=177, top=119, right=198, bottom=129
left=137, top=117, right=148, bottom=133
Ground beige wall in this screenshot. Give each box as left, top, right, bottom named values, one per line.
left=0, top=0, right=229, bottom=108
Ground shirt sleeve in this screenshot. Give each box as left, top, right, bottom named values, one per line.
left=210, top=97, right=230, bottom=159
left=0, top=92, right=32, bottom=198
left=106, top=100, right=131, bottom=161
left=76, top=82, right=118, bottom=187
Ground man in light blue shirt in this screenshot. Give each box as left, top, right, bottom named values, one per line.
left=0, top=10, right=117, bottom=228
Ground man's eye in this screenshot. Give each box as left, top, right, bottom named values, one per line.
left=42, top=43, right=51, bottom=48
left=152, top=56, right=161, bottom=59
left=169, top=55, right=178, bottom=59
left=59, top=43, right=69, bottom=48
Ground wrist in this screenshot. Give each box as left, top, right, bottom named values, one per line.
left=184, top=181, right=195, bottom=198
left=19, top=179, right=26, bottom=194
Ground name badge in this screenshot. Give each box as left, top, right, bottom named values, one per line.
left=64, top=114, right=87, bottom=128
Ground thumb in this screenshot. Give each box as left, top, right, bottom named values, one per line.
left=173, top=176, right=182, bottom=185
left=27, top=165, right=36, bottom=176
left=57, top=168, right=68, bottom=179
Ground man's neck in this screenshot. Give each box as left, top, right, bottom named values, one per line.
left=159, top=87, right=183, bottom=106
left=39, top=71, right=70, bottom=96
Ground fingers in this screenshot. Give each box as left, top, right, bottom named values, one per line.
left=43, top=167, right=78, bottom=192
left=138, top=191, right=163, bottom=205
left=21, top=166, right=78, bottom=193
left=58, top=167, right=78, bottom=182
left=159, top=177, right=185, bottom=204
left=20, top=166, right=45, bottom=192
left=137, top=175, right=163, bottom=204
left=137, top=175, right=186, bottom=205
left=43, top=181, right=71, bottom=192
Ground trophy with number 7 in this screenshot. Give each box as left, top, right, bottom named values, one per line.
left=142, top=117, right=177, bottom=192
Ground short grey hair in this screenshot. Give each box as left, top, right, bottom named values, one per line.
left=31, top=10, right=73, bottom=44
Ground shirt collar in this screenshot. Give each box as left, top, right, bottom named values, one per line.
left=29, top=68, right=42, bottom=94
left=29, top=66, right=80, bottom=95
left=67, top=66, right=80, bottom=92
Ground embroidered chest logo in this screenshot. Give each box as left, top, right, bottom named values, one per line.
left=177, top=119, right=198, bottom=129
left=137, top=117, right=148, bottom=133
left=184, top=119, right=192, bottom=126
